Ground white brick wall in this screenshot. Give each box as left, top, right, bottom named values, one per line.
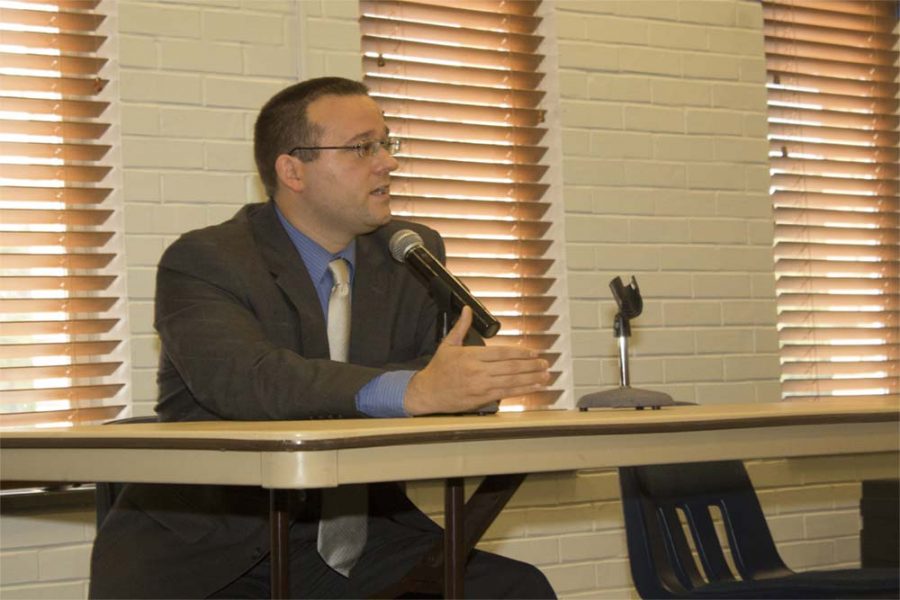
left=2, top=1, right=897, bottom=598
left=558, top=0, right=780, bottom=405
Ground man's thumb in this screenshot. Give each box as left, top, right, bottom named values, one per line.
left=443, top=306, right=472, bottom=346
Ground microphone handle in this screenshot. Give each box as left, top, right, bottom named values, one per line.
left=405, top=246, right=501, bottom=338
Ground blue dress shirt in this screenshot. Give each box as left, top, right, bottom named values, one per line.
left=274, top=205, right=412, bottom=417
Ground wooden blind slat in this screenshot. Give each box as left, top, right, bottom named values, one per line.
left=0, top=253, right=115, bottom=270
left=386, top=117, right=546, bottom=146
left=763, top=21, right=897, bottom=49
left=778, top=310, right=898, bottom=329
left=0, top=404, right=124, bottom=428
left=363, top=57, right=544, bottom=91
left=0, top=74, right=109, bottom=97
left=0, top=384, right=124, bottom=404
left=764, top=38, right=896, bottom=67
left=0, top=297, right=117, bottom=313
left=0, top=29, right=105, bottom=52
left=0, top=186, right=111, bottom=204
left=0, top=361, right=122, bottom=382
left=481, top=296, right=555, bottom=314
left=0, top=141, right=111, bottom=162
left=0, top=6, right=104, bottom=31
left=772, top=191, right=898, bottom=213
left=395, top=0, right=539, bottom=17
left=377, top=96, right=545, bottom=128
left=392, top=197, right=549, bottom=221
left=1, top=276, right=117, bottom=292
left=397, top=138, right=547, bottom=164
left=763, top=3, right=897, bottom=33
left=770, top=141, right=899, bottom=165
left=1, top=319, right=119, bottom=337
left=782, top=360, right=899, bottom=378
left=391, top=176, right=548, bottom=201
left=366, top=78, right=544, bottom=110
left=395, top=156, right=547, bottom=183
left=773, top=206, right=899, bottom=229
left=446, top=256, right=553, bottom=277
left=1, top=231, right=125, bottom=248
left=767, top=105, right=899, bottom=131
left=410, top=216, right=549, bottom=239
left=0, top=97, right=110, bottom=119
left=359, top=0, right=540, bottom=34
left=0, top=208, right=113, bottom=226
left=0, top=340, right=120, bottom=361
left=769, top=71, right=899, bottom=100
left=780, top=0, right=896, bottom=18
left=444, top=237, right=552, bottom=258
left=775, top=259, right=898, bottom=278
left=360, top=16, right=543, bottom=53
left=0, top=53, right=107, bottom=77
left=0, top=118, right=110, bottom=141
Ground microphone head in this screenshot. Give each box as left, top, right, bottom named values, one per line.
left=389, top=229, right=424, bottom=263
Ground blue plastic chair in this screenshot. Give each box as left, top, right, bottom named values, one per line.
left=619, top=460, right=900, bottom=598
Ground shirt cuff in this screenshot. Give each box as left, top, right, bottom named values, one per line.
left=355, top=370, right=415, bottom=418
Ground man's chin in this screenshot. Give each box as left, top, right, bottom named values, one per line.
left=360, top=211, right=392, bottom=235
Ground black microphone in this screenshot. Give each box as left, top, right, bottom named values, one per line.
left=389, top=229, right=501, bottom=338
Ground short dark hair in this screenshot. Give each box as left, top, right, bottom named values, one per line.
left=253, top=77, right=370, bottom=198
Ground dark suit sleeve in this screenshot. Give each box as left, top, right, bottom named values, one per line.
left=155, top=233, right=382, bottom=421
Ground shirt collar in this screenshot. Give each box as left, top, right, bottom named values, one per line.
left=273, top=202, right=356, bottom=285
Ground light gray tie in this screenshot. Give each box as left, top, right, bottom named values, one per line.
left=317, top=258, right=368, bottom=577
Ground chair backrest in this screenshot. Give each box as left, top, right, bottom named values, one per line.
left=95, top=415, right=158, bottom=528
left=619, top=460, right=792, bottom=597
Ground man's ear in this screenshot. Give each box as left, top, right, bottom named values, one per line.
left=274, top=154, right=305, bottom=194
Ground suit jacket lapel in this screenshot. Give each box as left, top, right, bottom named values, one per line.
left=248, top=202, right=330, bottom=358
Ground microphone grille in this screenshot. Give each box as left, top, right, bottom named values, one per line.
left=389, top=229, right=424, bottom=263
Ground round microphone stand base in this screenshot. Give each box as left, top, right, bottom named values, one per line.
left=577, top=387, right=679, bottom=411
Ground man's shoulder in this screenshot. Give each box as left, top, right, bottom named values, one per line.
left=167, top=203, right=269, bottom=245
left=160, top=203, right=268, bottom=267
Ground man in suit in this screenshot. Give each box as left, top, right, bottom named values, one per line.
left=90, top=77, right=554, bottom=598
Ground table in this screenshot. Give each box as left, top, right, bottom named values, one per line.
left=2, top=398, right=898, bottom=597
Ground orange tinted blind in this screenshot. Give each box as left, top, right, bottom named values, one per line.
left=763, top=0, right=899, bottom=399
left=0, top=0, right=127, bottom=427
left=360, top=0, right=562, bottom=409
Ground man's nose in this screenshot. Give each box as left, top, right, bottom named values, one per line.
left=374, top=150, right=399, bottom=173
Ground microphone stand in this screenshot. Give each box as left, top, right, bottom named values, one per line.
left=577, top=277, right=678, bottom=411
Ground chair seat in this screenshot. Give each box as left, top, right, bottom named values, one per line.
left=692, top=569, right=900, bottom=599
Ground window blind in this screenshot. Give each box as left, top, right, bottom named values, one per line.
left=0, top=0, right=127, bottom=427
left=359, top=0, right=562, bottom=409
left=762, top=0, right=899, bottom=399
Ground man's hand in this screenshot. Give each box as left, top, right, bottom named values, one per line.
left=404, top=306, right=550, bottom=416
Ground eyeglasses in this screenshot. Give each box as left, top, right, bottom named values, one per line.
left=289, top=138, right=401, bottom=159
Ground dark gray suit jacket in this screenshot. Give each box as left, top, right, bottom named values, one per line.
left=90, top=202, right=449, bottom=598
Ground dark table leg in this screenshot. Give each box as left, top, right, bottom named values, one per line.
left=444, top=477, right=466, bottom=599
left=270, top=489, right=291, bottom=599
left=371, top=474, right=526, bottom=599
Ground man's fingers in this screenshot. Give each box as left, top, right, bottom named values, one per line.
left=470, top=344, right=538, bottom=362
left=442, top=305, right=472, bottom=347
left=481, top=358, right=549, bottom=376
